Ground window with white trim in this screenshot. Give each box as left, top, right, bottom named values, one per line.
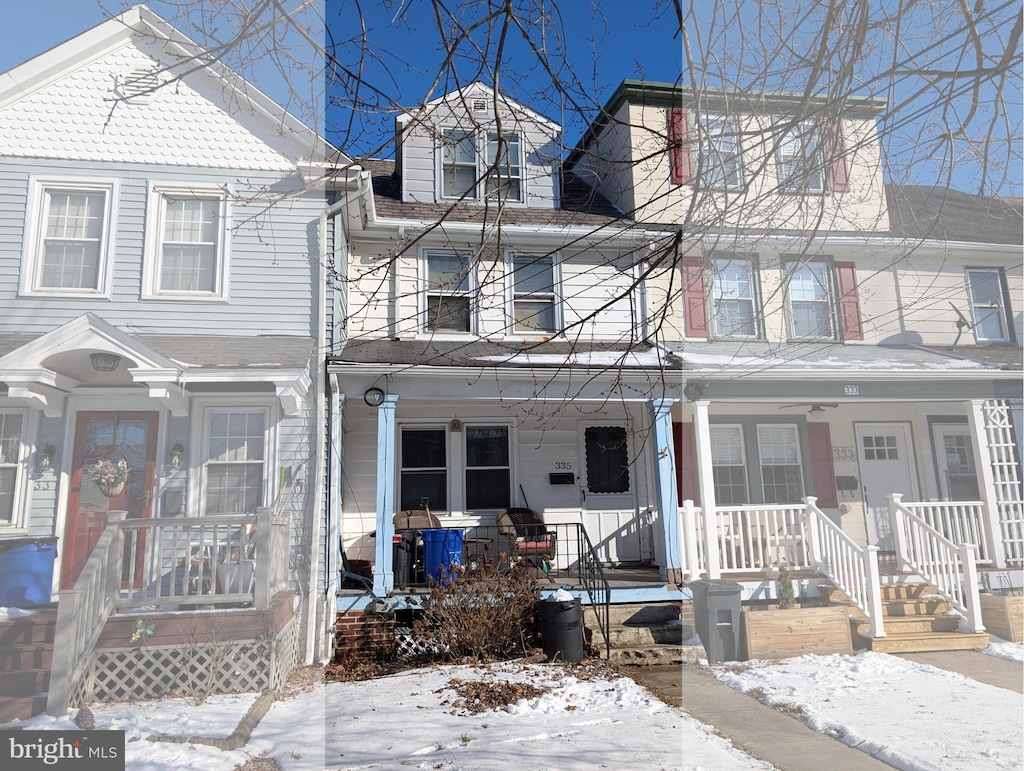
left=699, top=115, right=743, bottom=189
left=441, top=129, right=478, bottom=199
left=710, top=424, right=749, bottom=505
left=0, top=412, right=25, bottom=526
left=966, top=268, right=1011, bottom=342
left=786, top=260, right=836, bottom=339
left=203, top=409, right=267, bottom=515
left=144, top=185, right=230, bottom=299
left=400, top=427, right=448, bottom=512
left=425, top=252, right=473, bottom=332
left=21, top=179, right=117, bottom=295
left=776, top=121, right=825, bottom=193
left=510, top=253, right=556, bottom=334
left=757, top=424, right=804, bottom=503
left=711, top=257, right=758, bottom=338
left=484, top=132, right=523, bottom=201
left=465, top=426, right=511, bottom=510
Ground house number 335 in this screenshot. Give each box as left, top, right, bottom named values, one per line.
left=554, top=461, right=572, bottom=470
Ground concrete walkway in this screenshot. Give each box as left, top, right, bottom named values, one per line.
left=625, top=649, right=1023, bottom=771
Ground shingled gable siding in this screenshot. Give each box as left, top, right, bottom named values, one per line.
left=0, top=159, right=322, bottom=336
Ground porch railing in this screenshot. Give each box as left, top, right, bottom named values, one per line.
left=898, top=501, right=989, bottom=563
left=47, top=511, right=127, bottom=716
left=889, top=493, right=984, bottom=632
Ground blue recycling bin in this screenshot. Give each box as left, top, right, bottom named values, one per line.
left=421, top=529, right=463, bottom=584
left=0, top=539, right=58, bottom=607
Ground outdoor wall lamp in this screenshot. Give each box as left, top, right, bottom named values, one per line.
left=37, top=444, right=55, bottom=473
left=90, top=352, right=122, bottom=371
left=168, top=442, right=184, bottom=471
left=363, top=387, right=386, bottom=407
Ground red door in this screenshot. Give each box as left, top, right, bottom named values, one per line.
left=61, top=412, right=159, bottom=589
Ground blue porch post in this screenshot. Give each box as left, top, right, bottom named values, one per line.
left=372, top=395, right=399, bottom=595
left=648, top=399, right=682, bottom=585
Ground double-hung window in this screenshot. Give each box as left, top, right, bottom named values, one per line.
left=441, top=129, right=478, bottom=199
left=510, top=253, right=556, bottom=334
left=966, top=268, right=1012, bottom=342
left=425, top=252, right=473, bottom=332
left=21, top=178, right=117, bottom=295
left=144, top=184, right=230, bottom=299
left=0, top=412, right=25, bottom=526
left=710, top=425, right=748, bottom=505
left=776, top=121, right=825, bottom=193
left=757, top=425, right=804, bottom=504
left=700, top=115, right=743, bottom=189
left=465, top=426, right=511, bottom=510
left=786, top=260, right=836, bottom=339
left=711, top=257, right=758, bottom=337
left=484, top=132, right=523, bottom=201
left=400, top=427, right=448, bottom=512
left=203, top=409, right=267, bottom=515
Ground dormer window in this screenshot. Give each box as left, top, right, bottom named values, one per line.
left=485, top=133, right=522, bottom=201
left=440, top=129, right=524, bottom=202
left=441, top=129, right=478, bottom=199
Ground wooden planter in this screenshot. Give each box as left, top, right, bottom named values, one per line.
left=979, top=593, right=1023, bottom=643
left=742, top=605, right=853, bottom=661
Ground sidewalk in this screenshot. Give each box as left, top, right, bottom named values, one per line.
left=626, top=649, right=1023, bottom=771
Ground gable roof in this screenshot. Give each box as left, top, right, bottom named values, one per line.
left=398, top=81, right=561, bottom=133
left=0, top=4, right=345, bottom=168
left=886, top=185, right=1024, bottom=245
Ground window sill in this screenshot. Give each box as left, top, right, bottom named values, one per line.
left=19, top=289, right=109, bottom=299
left=142, top=292, right=229, bottom=303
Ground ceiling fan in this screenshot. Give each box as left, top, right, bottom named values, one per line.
left=780, top=403, right=839, bottom=418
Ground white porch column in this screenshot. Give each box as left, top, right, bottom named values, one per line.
left=966, top=399, right=1007, bottom=568
left=326, top=388, right=344, bottom=653
left=373, top=395, right=399, bottom=595
left=648, top=399, right=682, bottom=585
left=692, top=399, right=720, bottom=579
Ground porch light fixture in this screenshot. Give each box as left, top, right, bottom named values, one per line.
left=449, top=419, right=463, bottom=432
left=90, top=352, right=121, bottom=372
left=808, top=404, right=827, bottom=419
left=37, top=444, right=55, bottom=473
left=363, top=387, right=386, bottom=407
left=168, top=443, right=184, bottom=471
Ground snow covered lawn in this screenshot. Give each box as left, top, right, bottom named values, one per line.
left=715, top=650, right=1024, bottom=771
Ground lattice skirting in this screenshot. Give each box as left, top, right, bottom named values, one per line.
left=70, top=614, right=299, bottom=707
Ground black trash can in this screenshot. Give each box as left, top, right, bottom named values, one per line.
left=690, top=579, right=743, bottom=663
left=393, top=531, right=415, bottom=586
left=537, top=596, right=585, bottom=663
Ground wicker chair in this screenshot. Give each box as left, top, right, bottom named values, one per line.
left=496, top=507, right=557, bottom=570
left=394, top=509, right=442, bottom=530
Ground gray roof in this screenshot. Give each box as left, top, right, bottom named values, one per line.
left=331, top=337, right=678, bottom=369
left=0, top=333, right=314, bottom=369
left=361, top=158, right=629, bottom=228
left=886, top=185, right=1023, bottom=245
left=918, top=344, right=1022, bottom=371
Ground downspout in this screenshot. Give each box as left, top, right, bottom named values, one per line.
left=308, top=167, right=370, bottom=663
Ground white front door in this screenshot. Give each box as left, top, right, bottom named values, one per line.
left=855, top=423, right=917, bottom=552
left=932, top=424, right=981, bottom=501
left=577, top=423, right=643, bottom=564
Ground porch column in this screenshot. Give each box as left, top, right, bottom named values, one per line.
left=373, top=395, right=399, bottom=595
left=966, top=399, right=1007, bottom=568
left=648, top=399, right=681, bottom=585
left=692, top=399, right=720, bottom=579
left=328, top=390, right=344, bottom=597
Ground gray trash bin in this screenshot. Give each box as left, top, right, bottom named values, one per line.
left=690, top=579, right=743, bottom=663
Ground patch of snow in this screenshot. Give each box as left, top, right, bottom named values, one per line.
left=0, top=606, right=41, bottom=621
left=473, top=351, right=667, bottom=367
left=983, top=636, right=1024, bottom=663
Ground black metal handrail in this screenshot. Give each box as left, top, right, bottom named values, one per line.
left=572, top=523, right=611, bottom=660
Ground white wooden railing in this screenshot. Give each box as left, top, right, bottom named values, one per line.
left=889, top=493, right=984, bottom=632
left=899, top=501, right=989, bottom=563
left=48, top=511, right=127, bottom=716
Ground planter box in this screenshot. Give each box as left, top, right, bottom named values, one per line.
left=742, top=605, right=853, bottom=661
left=979, top=593, right=1023, bottom=643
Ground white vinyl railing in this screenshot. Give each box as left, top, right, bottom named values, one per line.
left=889, top=493, right=984, bottom=632
left=899, top=501, right=989, bottom=563
left=712, top=504, right=811, bottom=572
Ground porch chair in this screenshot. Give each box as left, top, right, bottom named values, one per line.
left=496, top=507, right=557, bottom=573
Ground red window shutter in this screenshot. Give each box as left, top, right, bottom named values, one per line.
left=668, top=108, right=692, bottom=185
left=807, top=422, right=838, bottom=509
left=834, top=261, right=864, bottom=341
left=682, top=256, right=708, bottom=338
left=827, top=120, right=849, bottom=192
left=673, top=422, right=700, bottom=506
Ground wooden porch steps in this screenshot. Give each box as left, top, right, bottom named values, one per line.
left=0, top=609, right=56, bottom=724
left=583, top=602, right=703, bottom=666
left=825, top=584, right=989, bottom=654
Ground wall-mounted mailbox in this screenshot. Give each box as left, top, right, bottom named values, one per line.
left=836, top=476, right=859, bottom=497
left=549, top=473, right=575, bottom=485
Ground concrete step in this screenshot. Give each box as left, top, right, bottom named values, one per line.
left=0, top=669, right=50, bottom=698
left=0, top=612, right=58, bottom=645
left=855, top=614, right=960, bottom=635
left=589, top=622, right=693, bottom=648
left=602, top=643, right=705, bottom=666
left=856, top=630, right=989, bottom=654
left=0, top=644, right=53, bottom=672
left=0, top=694, right=48, bottom=724
left=583, top=602, right=681, bottom=627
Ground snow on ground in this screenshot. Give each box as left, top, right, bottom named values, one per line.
left=714, top=651, right=1024, bottom=771
left=982, top=636, right=1024, bottom=663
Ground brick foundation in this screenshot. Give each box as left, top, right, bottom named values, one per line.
left=334, top=610, right=395, bottom=662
